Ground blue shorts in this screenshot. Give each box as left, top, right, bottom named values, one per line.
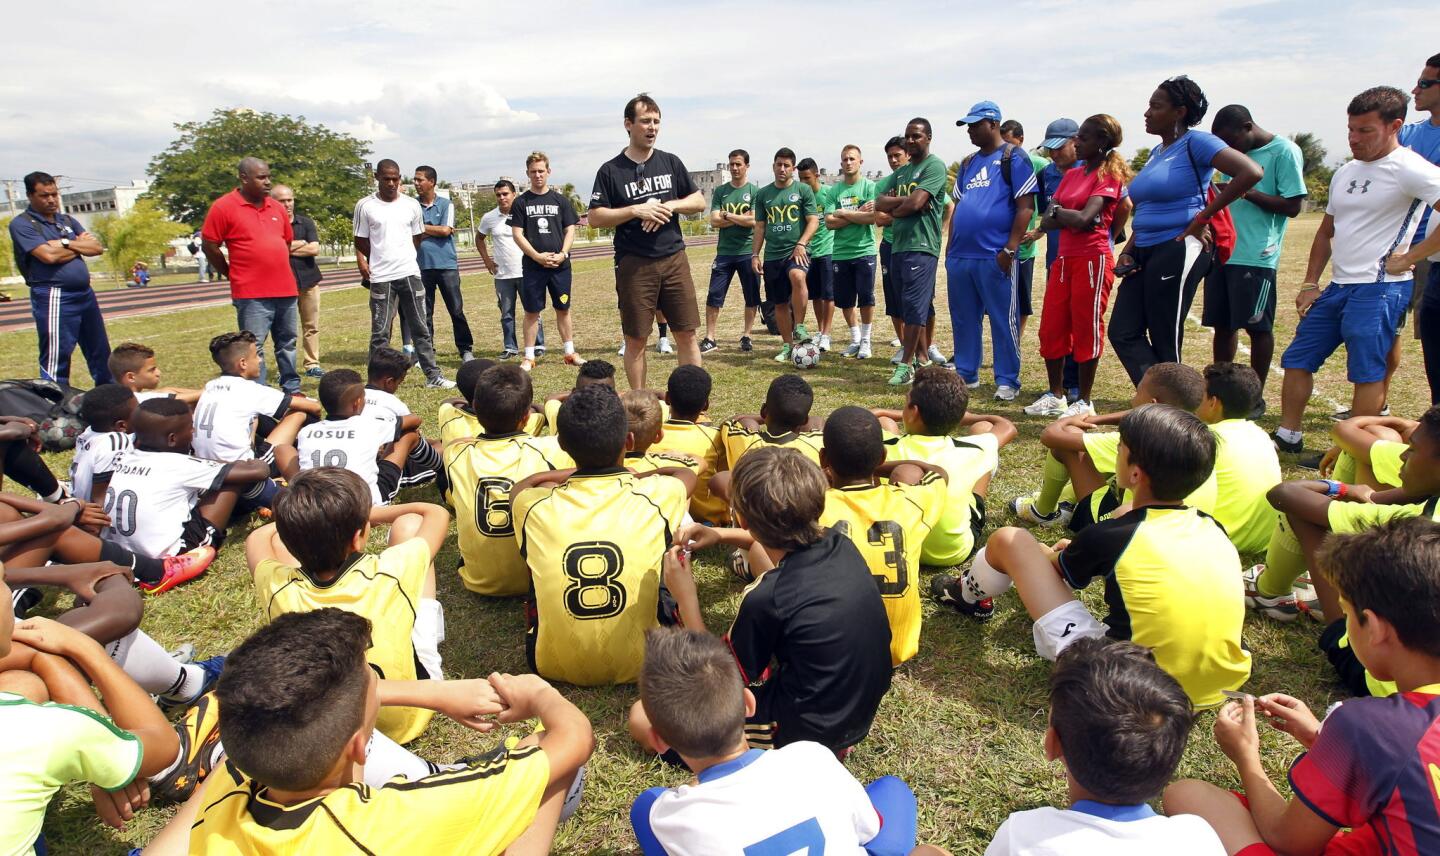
left=807, top=255, right=835, bottom=301
left=762, top=257, right=807, bottom=305
left=891, top=251, right=939, bottom=327
left=706, top=254, right=761, bottom=308
left=520, top=265, right=572, bottom=313
left=834, top=257, right=877, bottom=309
left=1280, top=280, right=1413, bottom=383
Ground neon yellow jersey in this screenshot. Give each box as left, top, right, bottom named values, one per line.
left=189, top=744, right=548, bottom=855
left=252, top=539, right=433, bottom=743
left=1209, top=419, right=1283, bottom=554
left=1328, top=495, right=1440, bottom=533
left=884, top=432, right=999, bottom=565
left=521, top=433, right=575, bottom=469
left=720, top=421, right=823, bottom=470
left=820, top=472, right=947, bottom=665
left=514, top=469, right=689, bottom=685
left=651, top=419, right=727, bottom=523
left=444, top=432, right=558, bottom=595
left=1371, top=439, right=1406, bottom=487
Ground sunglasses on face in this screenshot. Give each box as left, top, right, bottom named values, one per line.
left=1419, top=79, right=1440, bottom=90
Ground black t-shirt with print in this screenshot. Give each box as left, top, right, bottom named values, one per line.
left=509, top=189, right=578, bottom=271
left=588, top=149, right=697, bottom=260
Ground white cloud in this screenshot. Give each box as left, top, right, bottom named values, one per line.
left=0, top=0, right=1432, bottom=196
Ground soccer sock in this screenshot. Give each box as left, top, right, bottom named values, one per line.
left=524, top=346, right=536, bottom=360
left=563, top=341, right=575, bottom=356
left=98, top=539, right=166, bottom=585
left=860, top=323, right=872, bottom=342
left=1258, top=517, right=1308, bottom=597
left=365, top=730, right=439, bottom=784
left=412, top=598, right=445, bottom=680
left=2, top=441, right=63, bottom=501
left=657, top=322, right=669, bottom=338
left=850, top=326, right=862, bottom=344
left=407, top=437, right=442, bottom=479
left=1033, top=453, right=1070, bottom=516
left=959, top=547, right=1013, bottom=603
left=107, top=629, right=200, bottom=697
left=1276, top=426, right=1303, bottom=444
left=1333, top=451, right=1358, bottom=484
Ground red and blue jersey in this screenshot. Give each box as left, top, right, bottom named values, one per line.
left=1288, top=687, right=1440, bottom=854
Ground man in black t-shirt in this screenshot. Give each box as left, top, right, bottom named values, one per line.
left=272, top=185, right=325, bottom=377
left=587, top=93, right=707, bottom=389
left=510, top=152, right=583, bottom=372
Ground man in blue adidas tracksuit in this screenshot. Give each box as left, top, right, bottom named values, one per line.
left=945, top=101, right=1038, bottom=403
left=8, top=171, right=112, bottom=387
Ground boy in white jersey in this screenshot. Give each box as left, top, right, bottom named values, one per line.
left=70, top=384, right=136, bottom=506
left=365, top=346, right=444, bottom=491
left=191, top=331, right=319, bottom=512
left=281, top=369, right=419, bottom=505
left=629, top=628, right=923, bottom=855
left=107, top=342, right=201, bottom=407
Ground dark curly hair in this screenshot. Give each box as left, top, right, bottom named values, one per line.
left=1158, top=75, right=1209, bottom=128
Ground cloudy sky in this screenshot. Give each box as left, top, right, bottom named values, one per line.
left=1, top=0, right=1432, bottom=199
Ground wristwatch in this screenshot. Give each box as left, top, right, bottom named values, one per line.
left=60, top=238, right=71, bottom=249
left=1001, top=247, right=1017, bottom=258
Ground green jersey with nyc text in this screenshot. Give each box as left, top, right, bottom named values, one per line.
left=887, top=154, right=948, bottom=256
left=830, top=176, right=878, bottom=261
left=710, top=181, right=758, bottom=257
left=754, top=181, right=818, bottom=261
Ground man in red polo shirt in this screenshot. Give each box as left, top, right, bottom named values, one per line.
left=201, top=157, right=301, bottom=393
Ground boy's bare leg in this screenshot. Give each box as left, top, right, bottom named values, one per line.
left=985, top=528, right=1075, bottom=620
left=196, top=486, right=244, bottom=533
left=1289, top=512, right=1342, bottom=621
left=1054, top=445, right=1109, bottom=501
left=387, top=509, right=437, bottom=599
left=1163, top=780, right=1265, bottom=856
left=58, top=575, right=143, bottom=643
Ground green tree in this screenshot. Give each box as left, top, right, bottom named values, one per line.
left=1130, top=147, right=1151, bottom=172
left=0, top=217, right=15, bottom=278
left=89, top=199, right=188, bottom=280
left=560, top=182, right=585, bottom=217
left=146, top=109, right=371, bottom=228
left=1289, top=132, right=1328, bottom=177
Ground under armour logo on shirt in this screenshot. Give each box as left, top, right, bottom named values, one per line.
left=1347, top=179, right=1371, bottom=195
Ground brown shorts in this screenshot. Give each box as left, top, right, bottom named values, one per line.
left=615, top=250, right=700, bottom=339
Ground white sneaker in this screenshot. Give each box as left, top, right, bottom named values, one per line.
left=927, top=345, right=948, bottom=365
left=425, top=376, right=457, bottom=389
left=617, top=342, right=626, bottom=356
left=842, top=340, right=862, bottom=358
left=994, top=385, right=1019, bottom=402
left=1023, top=392, right=1067, bottom=417
left=1009, top=491, right=1074, bottom=527
left=857, top=339, right=872, bottom=359
left=818, top=333, right=831, bottom=352
left=657, top=337, right=673, bottom=354
left=1060, top=399, right=1096, bottom=418
left=1241, top=565, right=1323, bottom=622
left=889, top=337, right=902, bottom=348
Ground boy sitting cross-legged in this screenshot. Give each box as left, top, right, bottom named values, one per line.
left=820, top=405, right=949, bottom=666
left=103, top=397, right=270, bottom=592
left=164, top=608, right=595, bottom=856
left=986, top=637, right=1226, bottom=855
left=941, top=404, right=1250, bottom=708
left=280, top=369, right=419, bottom=506
left=650, top=446, right=893, bottom=754
left=651, top=365, right=728, bottom=524
left=621, top=389, right=701, bottom=475
left=245, top=466, right=449, bottom=745
left=443, top=364, right=559, bottom=596
left=872, top=365, right=1017, bottom=571
left=511, top=384, right=695, bottom=686
left=1195, top=362, right=1282, bottom=555
left=364, top=346, right=446, bottom=491
left=1164, top=518, right=1440, bottom=856
left=1322, top=411, right=1414, bottom=489
left=108, top=341, right=201, bottom=407
left=629, top=628, right=925, bottom=856
left=439, top=357, right=499, bottom=444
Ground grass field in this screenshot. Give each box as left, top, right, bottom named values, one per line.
left=5, top=212, right=1428, bottom=854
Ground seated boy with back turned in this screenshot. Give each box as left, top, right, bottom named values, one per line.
left=651, top=365, right=728, bottom=524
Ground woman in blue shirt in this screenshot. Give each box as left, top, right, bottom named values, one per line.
left=1109, top=76, right=1261, bottom=386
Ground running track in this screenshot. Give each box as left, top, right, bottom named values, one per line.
left=0, top=238, right=718, bottom=334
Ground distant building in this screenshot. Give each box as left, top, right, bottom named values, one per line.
left=63, top=180, right=150, bottom=218
left=689, top=164, right=728, bottom=204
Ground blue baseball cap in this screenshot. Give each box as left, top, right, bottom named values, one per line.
left=1042, top=118, right=1080, bottom=150
left=956, top=101, right=1002, bottom=126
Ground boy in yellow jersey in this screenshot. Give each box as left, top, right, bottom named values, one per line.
left=167, top=609, right=594, bottom=856
left=437, top=357, right=493, bottom=443
left=939, top=405, right=1250, bottom=708
left=819, top=406, right=948, bottom=666
left=541, top=359, right=618, bottom=435
left=1321, top=412, right=1414, bottom=489
left=244, top=467, right=449, bottom=744
left=652, top=365, right=728, bottom=524
left=872, top=365, right=1017, bottom=568
left=512, top=385, right=695, bottom=686
left=1254, top=407, right=1440, bottom=695
left=444, top=365, right=559, bottom=596
left=1196, top=362, right=1282, bottom=554
left=719, top=374, right=825, bottom=473
left=1016, top=363, right=1217, bottom=531
left=621, top=389, right=700, bottom=476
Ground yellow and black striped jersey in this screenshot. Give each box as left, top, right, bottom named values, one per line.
left=439, top=403, right=546, bottom=445
left=514, top=468, right=689, bottom=685
left=189, top=743, right=548, bottom=854
left=720, top=421, right=824, bottom=470
left=444, top=432, right=558, bottom=595
left=520, top=433, right=575, bottom=469
left=624, top=449, right=700, bottom=475
left=251, top=539, right=433, bottom=743
left=820, top=473, right=948, bottom=665
left=652, top=419, right=727, bottom=523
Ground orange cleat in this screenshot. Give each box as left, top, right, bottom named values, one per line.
left=520, top=358, right=535, bottom=373
left=141, top=546, right=217, bottom=596
left=563, top=352, right=587, bottom=367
